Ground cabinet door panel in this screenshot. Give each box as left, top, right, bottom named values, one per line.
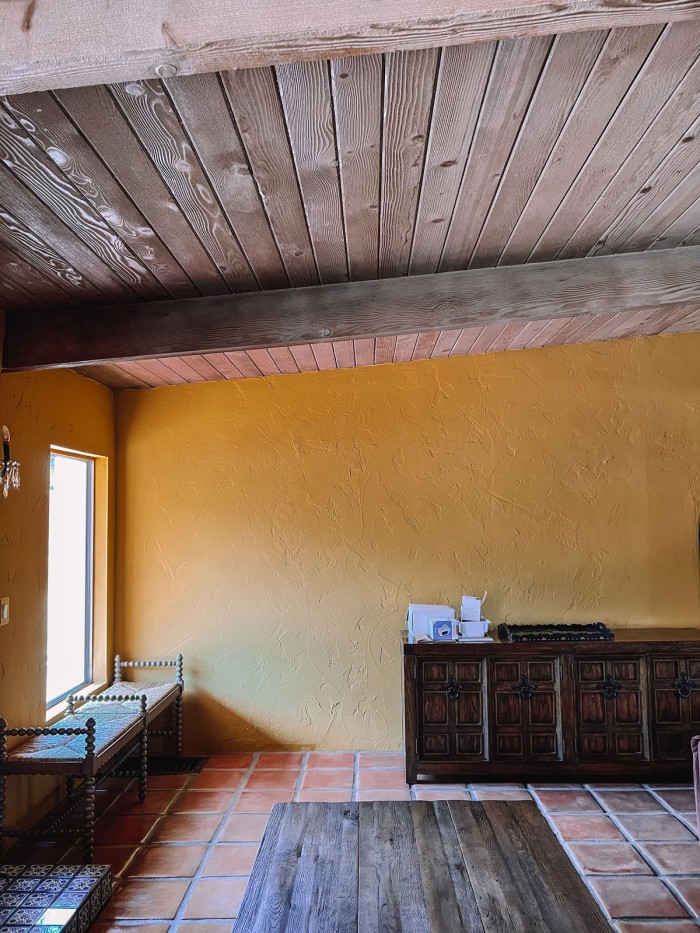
left=457, top=691, right=483, bottom=726
left=417, top=657, right=488, bottom=762
left=649, top=655, right=700, bottom=762
left=490, top=656, right=563, bottom=762
left=422, top=733, right=449, bottom=755
left=654, top=689, right=683, bottom=724
left=423, top=662, right=449, bottom=683
left=575, top=656, right=649, bottom=762
left=423, top=692, right=449, bottom=725
left=615, top=693, right=642, bottom=726
left=579, top=691, right=606, bottom=725
left=496, top=693, right=522, bottom=726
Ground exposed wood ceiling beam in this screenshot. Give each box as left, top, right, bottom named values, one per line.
left=2, top=0, right=700, bottom=95
left=4, top=248, right=700, bottom=372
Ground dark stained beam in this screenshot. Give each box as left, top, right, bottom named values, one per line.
left=4, top=247, right=700, bottom=371
left=2, top=0, right=700, bottom=95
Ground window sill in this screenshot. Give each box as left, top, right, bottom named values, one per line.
left=46, top=681, right=107, bottom=724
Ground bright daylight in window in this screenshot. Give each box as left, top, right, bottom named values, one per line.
left=46, top=451, right=95, bottom=707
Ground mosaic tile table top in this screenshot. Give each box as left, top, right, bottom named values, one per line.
left=0, top=864, right=111, bottom=933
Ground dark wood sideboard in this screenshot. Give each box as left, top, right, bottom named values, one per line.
left=403, top=629, right=700, bottom=784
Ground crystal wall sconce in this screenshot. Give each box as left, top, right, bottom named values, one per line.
left=1, top=426, right=20, bottom=498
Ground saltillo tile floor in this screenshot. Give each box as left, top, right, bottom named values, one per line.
left=6, top=752, right=700, bottom=932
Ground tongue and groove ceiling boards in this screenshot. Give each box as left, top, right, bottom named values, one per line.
left=1, top=6, right=700, bottom=388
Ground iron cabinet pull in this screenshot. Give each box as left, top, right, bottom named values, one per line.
left=672, top=671, right=698, bottom=699
left=598, top=674, right=621, bottom=700
left=440, top=675, right=464, bottom=702
left=512, top=676, right=537, bottom=701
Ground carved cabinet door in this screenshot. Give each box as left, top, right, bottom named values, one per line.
left=416, top=657, right=488, bottom=761
left=489, top=657, right=563, bottom=761
left=649, top=656, right=700, bottom=761
left=575, top=656, right=649, bottom=761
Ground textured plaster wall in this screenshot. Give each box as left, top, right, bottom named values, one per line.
left=116, top=335, right=700, bottom=753
left=0, top=369, right=115, bottom=825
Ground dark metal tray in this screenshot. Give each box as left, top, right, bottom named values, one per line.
left=497, top=622, right=614, bottom=642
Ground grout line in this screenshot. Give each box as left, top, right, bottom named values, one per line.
left=164, top=753, right=260, bottom=928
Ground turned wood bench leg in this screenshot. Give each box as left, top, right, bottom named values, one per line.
left=139, top=728, right=148, bottom=802
left=83, top=775, right=96, bottom=863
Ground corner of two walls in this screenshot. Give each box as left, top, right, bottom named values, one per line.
left=114, top=334, right=700, bottom=755
left=0, top=368, right=116, bottom=826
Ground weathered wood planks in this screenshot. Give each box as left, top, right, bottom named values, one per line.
left=3, top=0, right=700, bottom=96
left=235, top=800, right=612, bottom=931
left=6, top=247, right=700, bottom=371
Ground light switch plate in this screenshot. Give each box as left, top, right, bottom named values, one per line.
left=0, top=597, right=9, bottom=626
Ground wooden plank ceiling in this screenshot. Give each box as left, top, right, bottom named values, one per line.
left=1, top=20, right=700, bottom=388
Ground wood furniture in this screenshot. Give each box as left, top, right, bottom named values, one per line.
left=236, top=800, right=612, bottom=931
left=0, top=654, right=183, bottom=862
left=404, top=628, right=700, bottom=783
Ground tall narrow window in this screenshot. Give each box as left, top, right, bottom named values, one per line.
left=46, top=451, right=95, bottom=707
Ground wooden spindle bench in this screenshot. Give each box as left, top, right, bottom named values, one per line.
left=0, top=654, right=184, bottom=863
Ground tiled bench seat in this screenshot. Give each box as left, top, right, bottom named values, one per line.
left=0, top=655, right=184, bottom=863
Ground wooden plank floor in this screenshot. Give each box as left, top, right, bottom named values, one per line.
left=235, top=800, right=612, bottom=932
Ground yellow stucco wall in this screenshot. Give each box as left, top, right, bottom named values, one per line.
left=0, top=369, right=115, bottom=825
left=116, top=335, right=700, bottom=753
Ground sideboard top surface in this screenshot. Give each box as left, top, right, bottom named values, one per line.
left=403, top=627, right=700, bottom=654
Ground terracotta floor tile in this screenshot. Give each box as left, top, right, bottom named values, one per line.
left=219, top=813, right=270, bottom=842
left=9, top=843, right=72, bottom=865
left=146, top=775, right=190, bottom=790
left=189, top=770, right=246, bottom=791
left=256, top=752, right=305, bottom=769
left=683, top=814, right=698, bottom=831
left=207, top=754, right=255, bottom=769
left=358, top=753, right=404, bottom=769
left=470, top=788, right=532, bottom=801
left=98, top=777, right=134, bottom=792
left=102, top=879, right=190, bottom=920
left=245, top=769, right=300, bottom=791
left=595, top=791, right=664, bottom=813
left=590, top=877, right=688, bottom=919
left=548, top=813, right=624, bottom=841
left=173, top=924, right=232, bottom=933
left=91, top=846, right=140, bottom=877
left=307, top=752, right=355, bottom=769
left=653, top=790, right=696, bottom=812
left=532, top=789, right=601, bottom=812
left=95, top=791, right=118, bottom=816
left=95, top=814, right=159, bottom=846
left=355, top=790, right=412, bottom=802
left=93, top=925, right=170, bottom=933
left=616, top=813, right=696, bottom=842
left=617, top=924, right=700, bottom=933
left=234, top=790, right=294, bottom=813
left=641, top=842, right=700, bottom=874
left=669, top=876, right=700, bottom=915
left=174, top=790, right=233, bottom=813
left=567, top=843, right=652, bottom=875
left=110, top=790, right=179, bottom=815
left=126, top=843, right=207, bottom=877
left=183, top=877, right=249, bottom=919
left=586, top=784, right=644, bottom=790
left=204, top=844, right=260, bottom=876
left=357, top=769, right=408, bottom=791
left=300, top=769, right=353, bottom=791
left=150, top=813, right=222, bottom=843
left=413, top=788, right=471, bottom=801
left=646, top=784, right=693, bottom=790
left=528, top=783, right=584, bottom=790
left=419, top=783, right=469, bottom=791
left=295, top=790, right=352, bottom=803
